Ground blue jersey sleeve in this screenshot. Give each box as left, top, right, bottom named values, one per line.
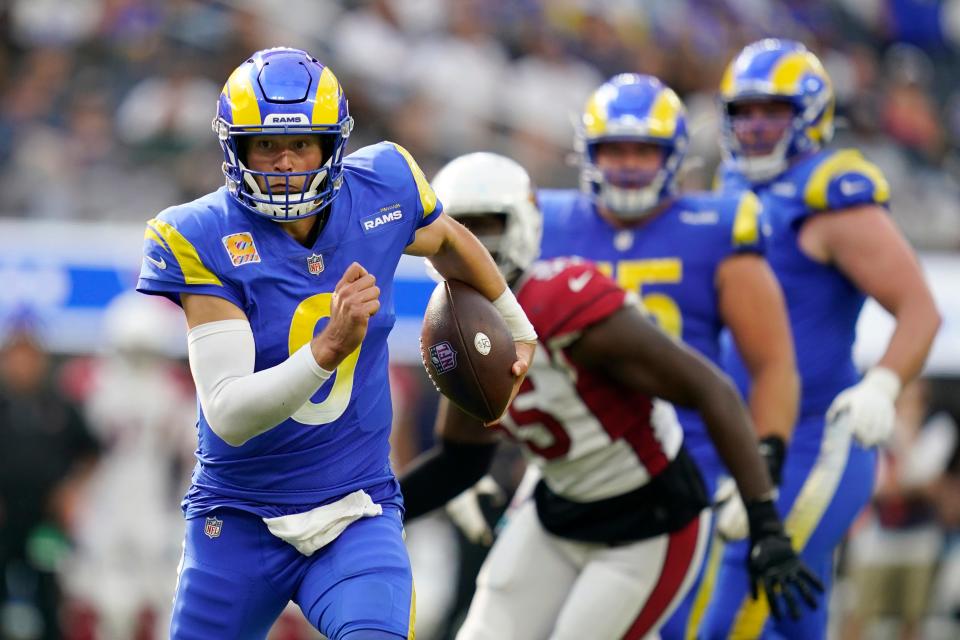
left=136, top=207, right=244, bottom=308
left=802, top=149, right=890, bottom=212
left=537, top=189, right=585, bottom=260
left=387, top=142, right=443, bottom=244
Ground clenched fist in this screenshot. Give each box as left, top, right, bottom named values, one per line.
left=312, top=262, right=381, bottom=370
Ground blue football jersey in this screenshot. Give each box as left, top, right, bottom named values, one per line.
left=137, top=142, right=442, bottom=518
left=538, top=189, right=764, bottom=484
left=717, top=148, right=891, bottom=421
left=539, top=189, right=764, bottom=364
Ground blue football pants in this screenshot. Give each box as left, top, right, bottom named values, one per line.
left=661, top=436, right=724, bottom=640
left=169, top=506, right=415, bottom=640
left=699, top=416, right=876, bottom=639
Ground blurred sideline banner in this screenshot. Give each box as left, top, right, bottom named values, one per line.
left=0, top=219, right=435, bottom=360
left=0, top=219, right=957, bottom=375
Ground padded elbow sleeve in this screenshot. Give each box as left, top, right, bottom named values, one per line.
left=399, top=439, right=498, bottom=520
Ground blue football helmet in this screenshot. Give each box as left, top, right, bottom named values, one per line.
left=720, top=39, right=834, bottom=184
left=577, top=74, right=689, bottom=220
left=214, top=47, right=353, bottom=221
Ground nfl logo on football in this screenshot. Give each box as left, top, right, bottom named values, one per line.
left=429, top=341, right=457, bottom=374
left=204, top=516, right=223, bottom=539
left=306, top=253, right=324, bottom=275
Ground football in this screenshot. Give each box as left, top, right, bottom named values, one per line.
left=420, top=279, right=516, bottom=423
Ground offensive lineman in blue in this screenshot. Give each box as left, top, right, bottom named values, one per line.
left=136, top=48, right=536, bottom=640
left=702, top=39, right=941, bottom=639
left=537, top=74, right=800, bottom=636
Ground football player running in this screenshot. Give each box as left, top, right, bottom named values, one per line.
left=399, top=152, right=820, bottom=639
left=536, top=73, right=799, bottom=638
left=136, top=48, right=535, bottom=640
left=701, top=39, right=941, bottom=639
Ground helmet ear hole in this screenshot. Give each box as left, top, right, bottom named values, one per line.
left=237, top=136, right=252, bottom=166
left=320, top=136, right=337, bottom=164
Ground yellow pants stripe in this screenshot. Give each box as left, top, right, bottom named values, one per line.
left=407, top=580, right=416, bottom=640
left=728, top=424, right=852, bottom=637
left=686, top=535, right=726, bottom=640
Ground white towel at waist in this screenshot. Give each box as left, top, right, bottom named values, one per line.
left=262, top=489, right=383, bottom=556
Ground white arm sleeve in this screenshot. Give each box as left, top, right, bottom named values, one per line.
left=187, top=319, right=332, bottom=447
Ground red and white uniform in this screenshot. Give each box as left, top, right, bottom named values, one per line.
left=458, top=258, right=711, bottom=640
left=502, top=259, right=684, bottom=501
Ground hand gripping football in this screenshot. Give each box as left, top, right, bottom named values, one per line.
left=420, top=280, right=516, bottom=423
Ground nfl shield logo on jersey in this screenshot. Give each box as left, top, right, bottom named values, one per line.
left=204, top=516, right=223, bottom=539
left=306, top=253, right=324, bottom=275
left=429, top=341, right=457, bottom=374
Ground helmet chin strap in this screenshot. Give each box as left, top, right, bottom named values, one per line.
left=241, top=157, right=332, bottom=220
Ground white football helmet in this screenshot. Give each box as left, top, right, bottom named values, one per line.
left=101, top=291, right=186, bottom=359
left=431, top=152, right=542, bottom=281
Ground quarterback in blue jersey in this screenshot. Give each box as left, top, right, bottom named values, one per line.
left=136, top=48, right=535, bottom=640
left=701, top=39, right=941, bottom=639
left=537, top=74, right=799, bottom=637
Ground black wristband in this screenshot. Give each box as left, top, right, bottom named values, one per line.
left=758, top=435, right=786, bottom=486
left=745, top=497, right=784, bottom=540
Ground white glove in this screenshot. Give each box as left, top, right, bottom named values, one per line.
left=826, top=367, right=901, bottom=447
left=714, top=477, right=749, bottom=542
left=444, top=475, right=505, bottom=546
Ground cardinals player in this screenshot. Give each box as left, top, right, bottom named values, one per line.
left=400, top=152, right=820, bottom=639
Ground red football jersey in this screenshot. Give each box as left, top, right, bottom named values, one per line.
left=500, top=258, right=684, bottom=501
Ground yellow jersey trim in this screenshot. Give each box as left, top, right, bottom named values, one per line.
left=390, top=143, right=438, bottom=217
left=144, top=225, right=168, bottom=252
left=732, top=191, right=761, bottom=247
left=803, top=149, right=890, bottom=211
left=146, top=218, right=222, bottom=286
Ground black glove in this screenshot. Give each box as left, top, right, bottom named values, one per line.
left=746, top=498, right=823, bottom=620
left=758, top=435, right=786, bottom=486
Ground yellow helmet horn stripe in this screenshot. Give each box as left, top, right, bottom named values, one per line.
left=719, top=62, right=736, bottom=99
left=224, top=66, right=262, bottom=126
left=312, top=67, right=342, bottom=125
left=770, top=51, right=831, bottom=96
left=582, top=86, right=613, bottom=138
left=582, top=86, right=681, bottom=139
left=768, top=51, right=811, bottom=94
left=648, top=88, right=682, bottom=138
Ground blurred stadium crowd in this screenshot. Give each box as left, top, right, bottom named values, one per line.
left=1, top=0, right=960, bottom=638
left=4, top=0, right=960, bottom=248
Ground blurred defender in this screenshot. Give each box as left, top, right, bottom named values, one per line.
left=703, top=39, right=941, bottom=639
left=536, top=73, right=798, bottom=637
left=67, top=292, right=195, bottom=639
left=400, top=152, right=820, bottom=639
left=136, top=48, right=534, bottom=639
